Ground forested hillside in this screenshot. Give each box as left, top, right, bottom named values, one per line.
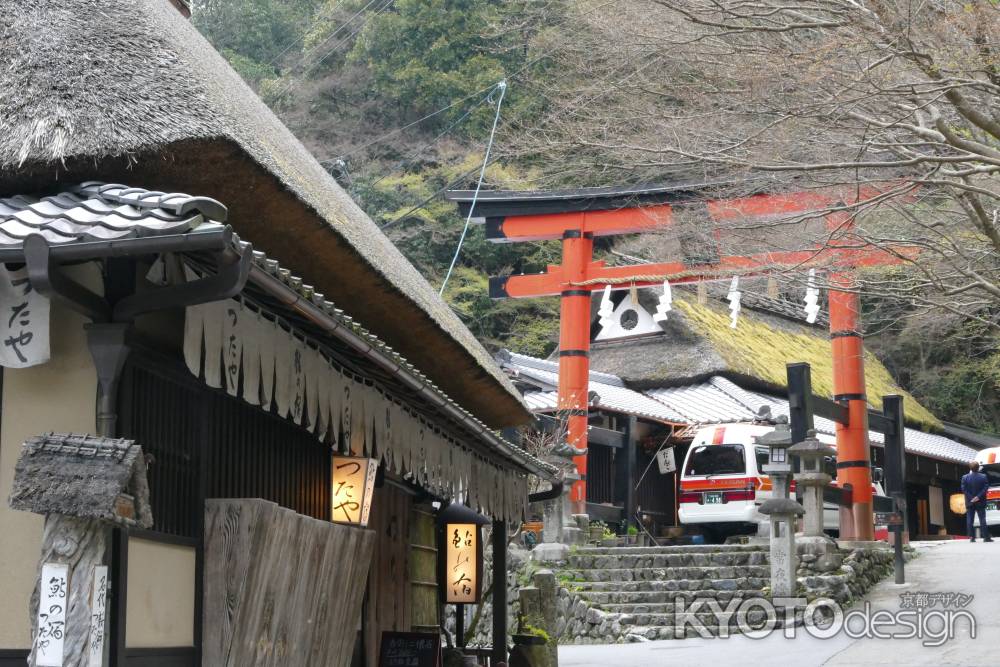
left=190, top=0, right=1000, bottom=431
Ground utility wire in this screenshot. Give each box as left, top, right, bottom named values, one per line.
left=264, top=0, right=350, bottom=68
left=378, top=157, right=498, bottom=229
left=269, top=0, right=392, bottom=101
left=320, top=2, right=616, bottom=166
left=357, top=87, right=497, bottom=196
left=439, top=80, right=507, bottom=296
left=320, top=82, right=501, bottom=164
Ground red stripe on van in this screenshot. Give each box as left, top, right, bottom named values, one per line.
left=681, top=477, right=754, bottom=491
left=712, top=427, right=726, bottom=445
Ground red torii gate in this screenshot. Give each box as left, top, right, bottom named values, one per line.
left=447, top=183, right=910, bottom=541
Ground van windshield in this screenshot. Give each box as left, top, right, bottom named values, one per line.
left=685, top=444, right=746, bottom=476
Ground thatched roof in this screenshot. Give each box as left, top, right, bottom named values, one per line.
left=8, top=433, right=153, bottom=527
left=585, top=290, right=941, bottom=430
left=0, top=0, right=527, bottom=428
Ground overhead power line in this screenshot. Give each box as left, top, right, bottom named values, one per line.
left=439, top=80, right=508, bottom=296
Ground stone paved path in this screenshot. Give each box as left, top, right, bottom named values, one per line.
left=559, top=540, right=999, bottom=667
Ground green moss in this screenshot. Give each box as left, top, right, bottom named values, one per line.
left=674, top=299, right=941, bottom=429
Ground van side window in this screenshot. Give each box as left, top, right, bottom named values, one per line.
left=755, top=446, right=769, bottom=473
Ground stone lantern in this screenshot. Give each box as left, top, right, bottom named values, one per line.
left=789, top=430, right=839, bottom=558
left=755, top=419, right=804, bottom=598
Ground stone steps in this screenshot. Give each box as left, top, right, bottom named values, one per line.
left=573, top=545, right=768, bottom=556
left=568, top=551, right=769, bottom=570
left=567, top=564, right=771, bottom=582
left=573, top=570, right=770, bottom=593
left=580, top=588, right=768, bottom=606
left=599, top=596, right=767, bottom=614
left=558, top=543, right=778, bottom=643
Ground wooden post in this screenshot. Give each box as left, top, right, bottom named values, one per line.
left=29, top=516, right=109, bottom=667
left=456, top=604, right=465, bottom=649
left=491, top=520, right=508, bottom=665
left=786, top=363, right=815, bottom=445
left=882, top=395, right=907, bottom=583
left=624, top=416, right=637, bottom=530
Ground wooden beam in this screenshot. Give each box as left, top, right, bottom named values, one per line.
left=491, top=246, right=916, bottom=299
left=588, top=424, right=626, bottom=448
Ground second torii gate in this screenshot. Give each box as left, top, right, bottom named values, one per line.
left=447, top=183, right=913, bottom=542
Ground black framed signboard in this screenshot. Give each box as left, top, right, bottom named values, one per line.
left=378, top=631, right=442, bottom=667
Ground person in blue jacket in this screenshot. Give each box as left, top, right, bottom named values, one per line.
left=961, top=461, right=994, bottom=542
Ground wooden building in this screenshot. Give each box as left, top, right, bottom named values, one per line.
left=500, top=287, right=985, bottom=539
left=0, top=2, right=556, bottom=666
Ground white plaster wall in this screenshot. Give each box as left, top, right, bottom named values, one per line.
left=125, top=538, right=196, bottom=648
left=0, top=264, right=100, bottom=649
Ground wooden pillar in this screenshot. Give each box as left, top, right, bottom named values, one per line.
left=491, top=520, right=508, bottom=665
left=623, top=417, right=638, bottom=529
left=882, top=395, right=908, bottom=582
left=829, top=272, right=874, bottom=541
left=557, top=229, right=594, bottom=514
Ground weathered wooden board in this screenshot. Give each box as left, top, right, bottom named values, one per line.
left=364, top=485, right=413, bottom=665
left=203, top=499, right=375, bottom=667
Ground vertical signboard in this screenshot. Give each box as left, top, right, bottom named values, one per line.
left=331, top=455, right=378, bottom=526
left=35, top=562, right=68, bottom=666
left=88, top=566, right=109, bottom=667
left=443, top=523, right=479, bottom=604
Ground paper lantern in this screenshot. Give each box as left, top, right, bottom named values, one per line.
left=331, top=455, right=378, bottom=526
left=437, top=504, right=488, bottom=604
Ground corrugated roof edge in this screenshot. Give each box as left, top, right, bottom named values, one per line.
left=238, top=238, right=557, bottom=481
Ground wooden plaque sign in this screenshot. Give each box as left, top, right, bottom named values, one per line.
left=378, top=631, right=441, bottom=667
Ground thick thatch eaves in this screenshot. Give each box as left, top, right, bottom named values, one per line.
left=0, top=0, right=527, bottom=428
left=8, top=433, right=153, bottom=527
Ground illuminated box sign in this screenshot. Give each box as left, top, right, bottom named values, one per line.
left=444, top=523, right=479, bottom=604
left=331, top=455, right=378, bottom=527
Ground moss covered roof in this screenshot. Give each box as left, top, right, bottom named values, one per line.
left=673, top=298, right=940, bottom=429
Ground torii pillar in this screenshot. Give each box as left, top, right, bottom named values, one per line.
left=448, top=184, right=903, bottom=537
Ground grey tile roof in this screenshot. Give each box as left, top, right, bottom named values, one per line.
left=502, top=351, right=979, bottom=465
left=0, top=181, right=553, bottom=481
left=0, top=182, right=227, bottom=246
left=500, top=351, right=688, bottom=423
left=647, top=377, right=979, bottom=465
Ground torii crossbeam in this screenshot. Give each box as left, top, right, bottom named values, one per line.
left=447, top=183, right=912, bottom=541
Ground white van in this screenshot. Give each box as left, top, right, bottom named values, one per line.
left=678, top=422, right=884, bottom=540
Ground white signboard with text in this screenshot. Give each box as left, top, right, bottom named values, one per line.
left=35, top=562, right=68, bottom=666
left=656, top=447, right=677, bottom=475
left=88, top=566, right=109, bottom=667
